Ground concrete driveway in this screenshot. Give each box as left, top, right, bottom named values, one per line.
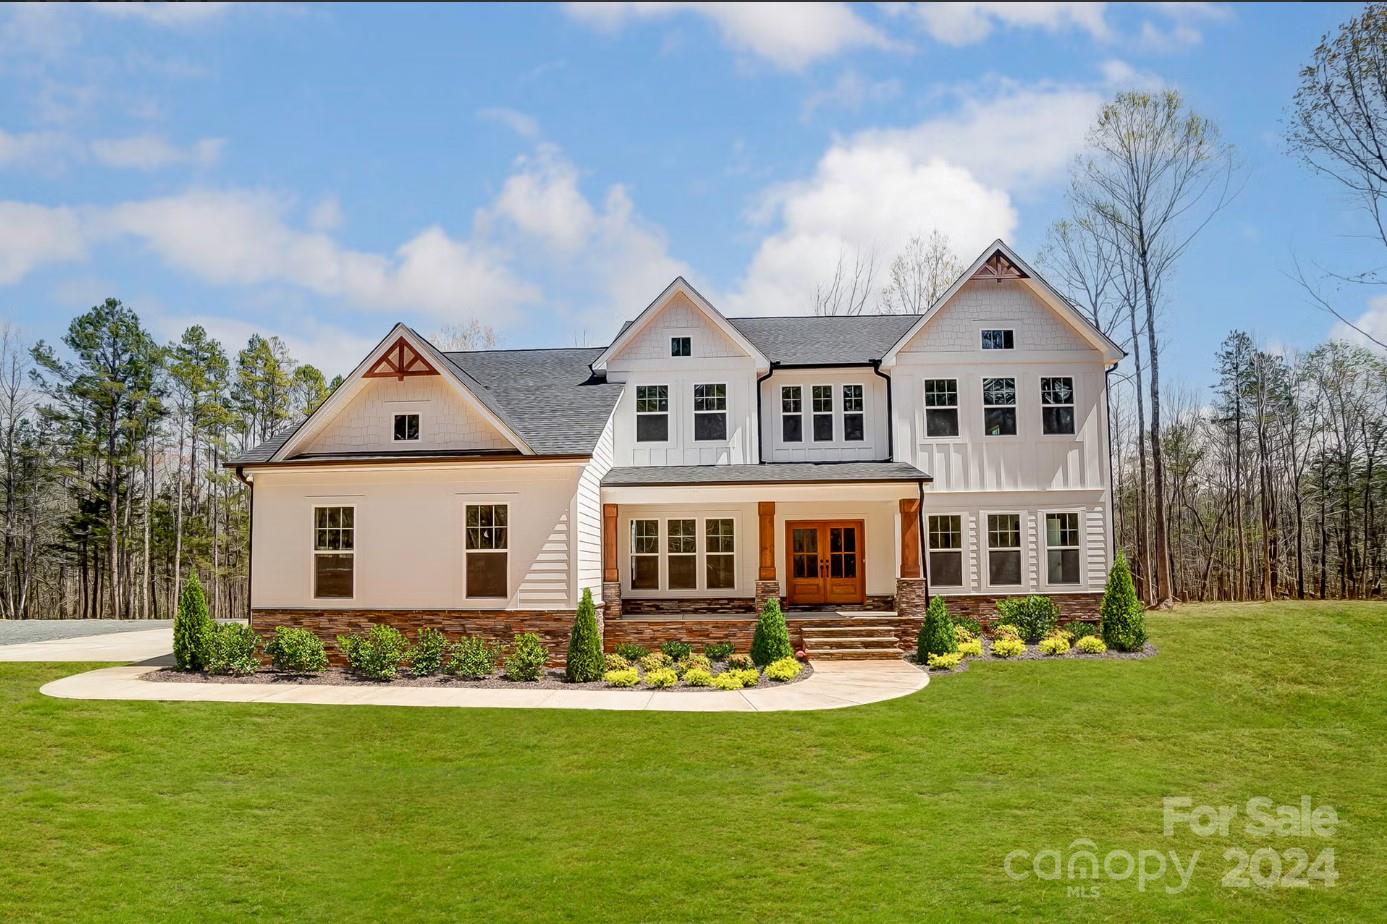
left=0, top=620, right=175, bottom=663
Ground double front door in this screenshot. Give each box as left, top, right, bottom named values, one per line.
left=785, top=520, right=865, bottom=606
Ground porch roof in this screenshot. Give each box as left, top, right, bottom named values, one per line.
left=601, top=461, right=931, bottom=487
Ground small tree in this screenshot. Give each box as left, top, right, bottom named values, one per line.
left=916, top=596, right=957, bottom=661
left=1101, top=553, right=1148, bottom=652
left=173, top=572, right=213, bottom=671
left=750, top=596, right=793, bottom=666
left=566, top=588, right=604, bottom=682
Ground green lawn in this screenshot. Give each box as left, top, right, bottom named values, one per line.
left=2, top=602, right=1385, bottom=922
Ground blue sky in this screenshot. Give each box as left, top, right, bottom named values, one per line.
left=1, top=2, right=1380, bottom=389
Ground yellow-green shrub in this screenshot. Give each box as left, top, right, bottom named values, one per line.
left=638, top=651, right=672, bottom=672
left=677, top=653, right=711, bottom=676
left=733, top=668, right=760, bottom=687
left=712, top=671, right=745, bottom=690
left=1038, top=634, right=1070, bottom=656
left=954, top=624, right=976, bottom=643
left=764, top=657, right=803, bottom=681
left=645, top=667, right=678, bottom=688
left=683, top=668, right=714, bottom=687
left=1075, top=635, right=1107, bottom=654
left=927, top=651, right=964, bottom=671
left=603, top=668, right=639, bottom=687
left=603, top=653, right=630, bottom=671
left=991, top=637, right=1026, bottom=658
left=992, top=623, right=1021, bottom=641
left=956, top=638, right=983, bottom=658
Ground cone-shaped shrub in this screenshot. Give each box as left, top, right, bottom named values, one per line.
left=1101, top=553, right=1147, bottom=652
left=750, top=596, right=793, bottom=666
left=566, top=587, right=604, bottom=682
left=916, top=595, right=957, bottom=661
left=173, top=572, right=214, bottom=671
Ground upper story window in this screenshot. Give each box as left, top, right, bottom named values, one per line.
left=1045, top=512, right=1080, bottom=584
left=465, top=504, right=508, bottom=598
left=630, top=519, right=659, bottom=590
left=781, top=386, right=803, bottom=443
left=635, top=385, right=669, bottom=442
left=1041, top=377, right=1075, bottom=435
left=843, top=384, right=864, bottom=442
left=928, top=514, right=963, bottom=587
left=811, top=385, right=834, bottom=441
left=987, top=513, right=1022, bottom=586
left=313, top=506, right=354, bottom=599
left=693, top=383, right=727, bottom=441
left=393, top=413, right=420, bottom=442
left=983, top=377, right=1017, bottom=436
left=981, top=328, right=1015, bottom=350
left=670, top=336, right=691, bottom=357
left=923, top=379, right=959, bottom=437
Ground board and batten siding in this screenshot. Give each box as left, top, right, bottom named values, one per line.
left=574, top=412, right=615, bottom=602
left=758, top=368, right=888, bottom=463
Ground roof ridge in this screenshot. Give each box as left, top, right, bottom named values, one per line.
left=445, top=345, right=604, bottom=355
left=727, top=313, right=923, bottom=321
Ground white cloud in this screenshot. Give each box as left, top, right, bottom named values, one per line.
left=0, top=129, right=68, bottom=169
left=308, top=195, right=343, bottom=232
left=89, top=134, right=224, bottom=170
left=562, top=2, right=896, bottom=71
left=1332, top=296, right=1387, bottom=353
left=0, top=202, right=86, bottom=283
left=476, top=107, right=541, bottom=140
left=802, top=70, right=902, bottom=119
left=91, top=2, right=234, bottom=27
left=1098, top=58, right=1164, bottom=91
left=903, top=2, right=1111, bottom=46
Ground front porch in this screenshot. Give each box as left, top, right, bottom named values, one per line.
left=604, top=609, right=920, bottom=660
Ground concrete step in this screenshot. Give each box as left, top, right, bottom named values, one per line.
left=803, top=635, right=900, bottom=649
left=801, top=624, right=898, bottom=637
left=806, top=646, right=905, bottom=661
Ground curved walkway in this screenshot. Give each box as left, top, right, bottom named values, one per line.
left=41, top=660, right=927, bottom=713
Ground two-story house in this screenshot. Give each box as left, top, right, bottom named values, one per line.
left=229, top=241, right=1123, bottom=659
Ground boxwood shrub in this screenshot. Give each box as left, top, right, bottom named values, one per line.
left=614, top=643, right=648, bottom=661
left=660, top=640, right=693, bottom=661
left=995, top=595, right=1058, bottom=643
left=266, top=626, right=327, bottom=674
left=409, top=627, right=448, bottom=677
left=750, top=597, right=793, bottom=666
left=504, top=632, right=548, bottom=681
left=446, top=637, right=500, bottom=679
left=337, top=624, right=410, bottom=681
left=702, top=641, right=734, bottom=660
left=204, top=623, right=260, bottom=676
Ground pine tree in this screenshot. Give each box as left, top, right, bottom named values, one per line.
left=173, top=571, right=213, bottom=670
left=750, top=596, right=793, bottom=666
left=1101, top=553, right=1148, bottom=652
left=916, top=595, right=957, bottom=661
left=565, top=587, right=604, bottom=682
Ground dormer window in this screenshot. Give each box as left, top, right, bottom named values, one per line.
left=393, top=413, right=420, bottom=441
left=981, top=328, right=1015, bottom=350
left=671, top=336, right=691, bottom=357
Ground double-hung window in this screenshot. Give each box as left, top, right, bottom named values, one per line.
left=705, top=518, right=735, bottom=589
left=630, top=520, right=660, bottom=590
left=693, top=383, right=727, bottom=441
left=981, top=328, right=1015, bottom=350
left=635, top=385, right=669, bottom=442
left=927, top=514, right=963, bottom=587
left=667, top=519, right=697, bottom=590
left=313, top=506, right=354, bottom=598
left=987, top=513, right=1022, bottom=586
left=465, top=504, right=508, bottom=598
left=781, top=385, right=803, bottom=442
left=924, top=379, right=959, bottom=437
left=670, top=336, right=691, bottom=357
left=393, top=413, right=419, bottom=441
left=1045, top=512, right=1081, bottom=584
left=1041, top=377, right=1075, bottom=435
left=812, top=385, right=834, bottom=441
left=843, top=384, right=864, bottom=441
left=983, top=377, right=1017, bottom=436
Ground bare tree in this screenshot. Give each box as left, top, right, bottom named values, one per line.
left=433, top=320, right=498, bottom=351
left=814, top=247, right=878, bottom=316
left=880, top=231, right=962, bottom=314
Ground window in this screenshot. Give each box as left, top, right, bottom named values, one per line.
left=1041, top=376, right=1076, bottom=435
left=928, top=514, right=963, bottom=587
left=781, top=385, right=803, bottom=443
left=843, top=384, right=864, bottom=442
left=693, top=383, right=728, bottom=441
left=465, top=504, right=508, bottom=598
left=705, top=518, right=735, bottom=589
left=1045, top=512, right=1081, bottom=585
left=670, top=336, right=691, bottom=357
left=983, top=377, right=1017, bottom=436
left=393, top=413, right=419, bottom=442
left=981, top=328, right=1015, bottom=350
left=635, top=385, right=669, bottom=442
left=313, top=506, right=354, bottom=598
left=987, top=513, right=1022, bottom=586
left=812, top=385, right=834, bottom=441
left=923, top=379, right=959, bottom=438
left=630, top=520, right=659, bottom=590
left=667, top=518, right=697, bottom=590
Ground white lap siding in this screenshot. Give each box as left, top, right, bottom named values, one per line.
left=575, top=413, right=615, bottom=602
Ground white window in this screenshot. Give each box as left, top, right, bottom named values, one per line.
left=1041, top=377, right=1076, bottom=435
left=393, top=412, right=419, bottom=442
left=705, top=518, right=735, bottom=589
left=671, top=336, right=691, bottom=357
left=928, top=514, right=963, bottom=587
left=987, top=513, right=1022, bottom=586
left=843, top=384, right=864, bottom=442
left=981, top=328, right=1015, bottom=350
left=1045, top=512, right=1081, bottom=585
left=811, top=385, right=834, bottom=441
left=465, top=504, right=508, bottom=598
left=983, top=377, right=1017, bottom=436
left=781, top=385, right=803, bottom=443
left=313, top=506, right=354, bottom=599
left=667, top=518, right=697, bottom=590
left=693, top=383, right=727, bottom=441
left=630, top=520, right=659, bottom=590
left=635, top=385, right=669, bottom=442
left=923, top=379, right=958, bottom=438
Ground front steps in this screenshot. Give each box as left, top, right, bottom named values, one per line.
left=800, top=616, right=903, bottom=661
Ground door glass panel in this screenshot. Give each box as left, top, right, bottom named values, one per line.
left=829, top=527, right=857, bottom=578
left=791, top=527, right=818, bottom=579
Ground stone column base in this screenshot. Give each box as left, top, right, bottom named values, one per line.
left=601, top=581, right=623, bottom=620
left=895, top=578, right=928, bottom=621
left=754, top=580, right=780, bottom=614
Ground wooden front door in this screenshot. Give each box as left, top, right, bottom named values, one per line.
left=785, top=520, right=865, bottom=606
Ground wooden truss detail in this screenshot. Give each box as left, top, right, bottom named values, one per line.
left=363, top=337, right=440, bottom=381
left=971, top=251, right=1028, bottom=281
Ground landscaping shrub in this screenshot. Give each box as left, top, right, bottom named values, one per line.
left=733, top=668, right=761, bottom=687
left=916, top=596, right=957, bottom=662
left=660, top=640, right=692, bottom=661
left=702, top=641, right=734, bottom=660
left=566, top=588, right=604, bottom=683
left=446, top=637, right=500, bottom=679
left=991, top=636, right=1026, bottom=658
left=992, top=623, right=1021, bottom=640
left=1101, top=553, right=1148, bottom=652
left=603, top=653, right=631, bottom=672
left=727, top=652, right=754, bottom=670
left=683, top=668, right=714, bottom=687
left=638, top=651, right=672, bottom=673
left=338, top=624, right=410, bottom=680
left=995, top=595, right=1059, bottom=643
left=927, top=651, right=964, bottom=671
left=953, top=614, right=983, bottom=637
left=676, top=653, right=711, bottom=676
left=614, top=643, right=648, bottom=661
left=265, top=626, right=327, bottom=674
left=645, top=667, right=678, bottom=688
left=603, top=668, right=640, bottom=688
left=954, top=624, right=976, bottom=643
left=504, top=632, right=548, bottom=682
left=750, top=597, right=793, bottom=666
left=957, top=638, right=983, bottom=658
left=712, top=671, right=745, bottom=691
left=1066, top=621, right=1099, bottom=641
left=409, top=627, right=448, bottom=677
left=172, top=572, right=214, bottom=671
left=204, top=623, right=260, bottom=676
left=764, top=657, right=803, bottom=682
left=1075, top=635, right=1107, bottom=654
left=1038, top=634, right=1070, bottom=656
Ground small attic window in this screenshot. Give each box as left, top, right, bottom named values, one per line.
left=981, top=329, right=1015, bottom=350
left=671, top=336, right=691, bottom=357
left=393, top=413, right=420, bottom=441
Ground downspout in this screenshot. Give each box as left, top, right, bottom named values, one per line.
left=918, top=479, right=930, bottom=606
left=1103, top=365, right=1117, bottom=565
left=872, top=360, right=893, bottom=460
left=234, top=466, right=253, bottom=623
left=755, top=364, right=776, bottom=464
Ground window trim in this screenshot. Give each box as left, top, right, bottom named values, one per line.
left=691, top=382, right=729, bottom=443
left=670, top=335, right=692, bottom=358
left=1040, top=375, right=1077, bottom=437
left=665, top=517, right=698, bottom=590
left=464, top=502, right=510, bottom=600
left=633, top=383, right=671, bottom=445
left=624, top=513, right=739, bottom=595
left=704, top=516, right=736, bottom=590
left=922, top=377, right=960, bottom=440
left=311, top=503, right=356, bottom=601
left=981, top=328, right=1015, bottom=350
left=983, top=510, right=1026, bottom=590
left=780, top=384, right=804, bottom=444
left=811, top=384, right=835, bottom=442
left=629, top=519, right=661, bottom=591
left=841, top=382, right=866, bottom=443
left=982, top=375, right=1018, bottom=438
left=391, top=412, right=421, bottom=443
left=927, top=513, right=965, bottom=589
left=1042, top=509, right=1084, bottom=587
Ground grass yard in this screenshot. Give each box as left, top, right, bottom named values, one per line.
left=2, top=602, right=1385, bottom=922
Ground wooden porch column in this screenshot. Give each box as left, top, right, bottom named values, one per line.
left=899, top=497, right=922, bottom=579
left=758, top=501, right=776, bottom=581
left=602, top=504, right=619, bottom=582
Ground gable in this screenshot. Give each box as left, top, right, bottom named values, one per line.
left=611, top=290, right=745, bottom=362
left=898, top=278, right=1094, bottom=354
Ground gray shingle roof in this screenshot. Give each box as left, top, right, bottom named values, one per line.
left=602, top=462, right=931, bottom=487
left=726, top=314, right=921, bottom=366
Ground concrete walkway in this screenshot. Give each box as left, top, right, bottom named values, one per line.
left=40, top=659, right=927, bottom=713
left=0, top=627, right=174, bottom=663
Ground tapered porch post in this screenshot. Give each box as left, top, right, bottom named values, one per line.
left=602, top=503, right=622, bottom=619
left=896, top=496, right=927, bottom=621
left=755, top=501, right=779, bottom=612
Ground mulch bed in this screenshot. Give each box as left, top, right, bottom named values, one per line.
left=912, top=637, right=1158, bottom=677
